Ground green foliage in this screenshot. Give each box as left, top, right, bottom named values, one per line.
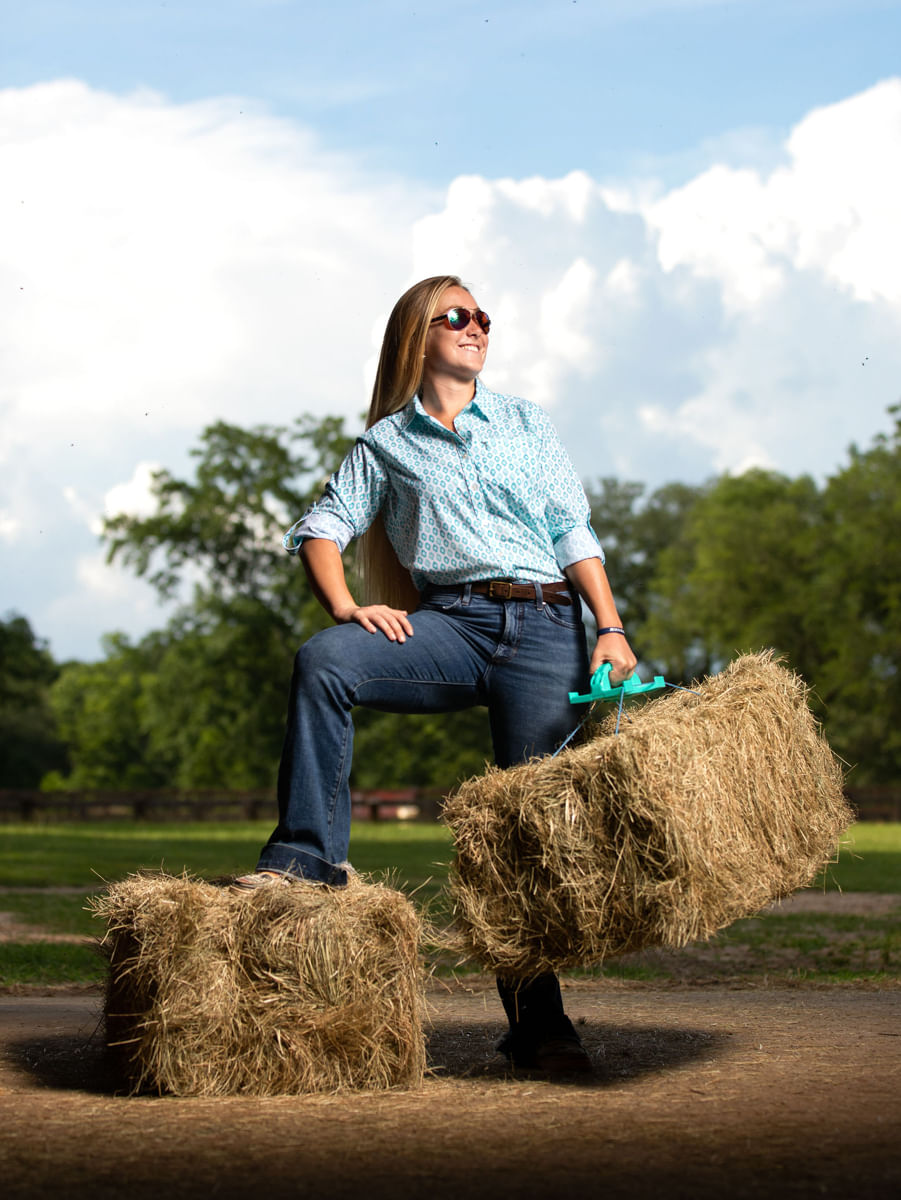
left=27, top=406, right=901, bottom=790
left=640, top=469, right=824, bottom=679
left=624, top=411, right=901, bottom=782
left=45, top=632, right=170, bottom=789
left=0, top=614, right=68, bottom=786
left=103, top=416, right=354, bottom=620
left=587, top=477, right=702, bottom=635
left=137, top=602, right=298, bottom=788
left=351, top=708, right=493, bottom=791
left=812, top=416, right=901, bottom=780
left=47, top=414, right=504, bottom=790
left=49, top=418, right=352, bottom=791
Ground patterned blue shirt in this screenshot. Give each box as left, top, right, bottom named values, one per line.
left=284, top=378, right=602, bottom=588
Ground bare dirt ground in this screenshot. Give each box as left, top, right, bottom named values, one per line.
left=1, top=976, right=899, bottom=1200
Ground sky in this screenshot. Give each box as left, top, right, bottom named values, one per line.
left=3, top=0, right=901, bottom=661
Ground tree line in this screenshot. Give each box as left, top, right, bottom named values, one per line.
left=3, top=406, right=899, bottom=793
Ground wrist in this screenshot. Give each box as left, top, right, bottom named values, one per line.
left=331, top=600, right=359, bottom=623
left=596, top=626, right=626, bottom=637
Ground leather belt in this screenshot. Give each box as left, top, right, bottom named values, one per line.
left=469, top=579, right=573, bottom=606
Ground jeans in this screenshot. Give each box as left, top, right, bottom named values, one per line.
left=258, top=582, right=591, bottom=1038
left=259, top=583, right=589, bottom=880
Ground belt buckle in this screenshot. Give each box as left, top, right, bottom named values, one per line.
left=488, top=580, right=514, bottom=600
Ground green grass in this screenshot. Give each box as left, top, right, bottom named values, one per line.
left=0, top=893, right=99, bottom=937
left=581, top=910, right=901, bottom=987
left=1, top=820, right=898, bottom=987
left=0, top=821, right=454, bottom=986
left=0, top=942, right=104, bottom=987
left=0, top=819, right=455, bottom=889
left=815, top=822, right=901, bottom=893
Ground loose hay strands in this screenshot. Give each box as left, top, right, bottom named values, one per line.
left=443, top=653, right=852, bottom=977
left=91, top=872, right=426, bottom=1096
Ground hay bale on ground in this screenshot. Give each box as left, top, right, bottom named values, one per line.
left=444, top=652, right=851, bottom=977
left=92, top=872, right=426, bottom=1095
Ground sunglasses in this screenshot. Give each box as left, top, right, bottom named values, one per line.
left=430, top=306, right=491, bottom=333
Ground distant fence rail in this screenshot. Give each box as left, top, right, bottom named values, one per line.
left=0, top=787, right=447, bottom=824
left=0, top=785, right=897, bottom=823
left=844, top=786, right=901, bottom=823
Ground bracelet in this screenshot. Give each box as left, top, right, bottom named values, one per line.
left=596, top=626, right=626, bottom=637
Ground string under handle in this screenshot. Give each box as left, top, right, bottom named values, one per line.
left=553, top=666, right=701, bottom=753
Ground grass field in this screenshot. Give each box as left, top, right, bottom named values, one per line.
left=0, top=821, right=898, bottom=987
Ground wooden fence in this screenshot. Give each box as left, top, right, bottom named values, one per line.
left=0, top=784, right=897, bottom=824
left=0, top=787, right=446, bottom=823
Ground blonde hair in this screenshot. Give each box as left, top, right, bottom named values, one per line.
left=358, top=275, right=463, bottom=609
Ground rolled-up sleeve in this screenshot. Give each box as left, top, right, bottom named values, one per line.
left=283, top=439, right=388, bottom=556
left=537, top=412, right=604, bottom=569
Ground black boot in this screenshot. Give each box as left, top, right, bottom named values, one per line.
left=495, top=974, right=591, bottom=1073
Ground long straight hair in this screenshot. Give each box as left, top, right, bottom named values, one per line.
left=357, top=275, right=463, bottom=609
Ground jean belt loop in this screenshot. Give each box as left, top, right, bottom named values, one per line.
left=534, top=581, right=545, bottom=609
left=462, top=582, right=472, bottom=607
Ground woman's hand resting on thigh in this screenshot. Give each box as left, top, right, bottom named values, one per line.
left=300, top=539, right=414, bottom=643
left=336, top=604, right=415, bottom=643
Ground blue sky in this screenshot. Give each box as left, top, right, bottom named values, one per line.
left=3, top=0, right=901, bottom=660
left=7, top=0, right=900, bottom=183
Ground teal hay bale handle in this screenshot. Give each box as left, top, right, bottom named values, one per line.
left=568, top=661, right=667, bottom=706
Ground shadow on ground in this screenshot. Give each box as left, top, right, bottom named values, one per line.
left=426, top=1018, right=728, bottom=1086
left=10, top=1017, right=728, bottom=1096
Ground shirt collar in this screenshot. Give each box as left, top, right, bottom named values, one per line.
left=401, top=378, right=493, bottom=430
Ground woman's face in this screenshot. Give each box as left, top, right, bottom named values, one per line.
left=422, top=286, right=489, bottom=386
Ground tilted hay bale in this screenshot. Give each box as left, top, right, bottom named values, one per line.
left=91, top=872, right=426, bottom=1095
left=444, top=652, right=852, bottom=977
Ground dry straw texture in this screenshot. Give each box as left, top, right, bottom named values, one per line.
left=444, top=653, right=852, bottom=977
left=92, top=873, right=426, bottom=1096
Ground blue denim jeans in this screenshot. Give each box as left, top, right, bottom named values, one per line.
left=258, top=582, right=591, bottom=1042
left=258, top=583, right=589, bottom=883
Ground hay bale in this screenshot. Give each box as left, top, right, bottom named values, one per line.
left=444, top=652, right=852, bottom=977
left=91, top=872, right=426, bottom=1095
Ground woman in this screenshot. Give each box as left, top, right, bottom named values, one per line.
left=235, top=274, right=637, bottom=1073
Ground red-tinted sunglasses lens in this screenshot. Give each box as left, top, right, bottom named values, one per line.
left=438, top=307, right=491, bottom=333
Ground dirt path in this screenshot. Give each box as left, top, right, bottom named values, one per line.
left=1, top=979, right=899, bottom=1199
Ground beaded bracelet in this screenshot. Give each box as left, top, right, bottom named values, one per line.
left=596, top=626, right=626, bottom=637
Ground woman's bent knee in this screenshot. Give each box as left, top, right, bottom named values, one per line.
left=293, top=624, right=374, bottom=699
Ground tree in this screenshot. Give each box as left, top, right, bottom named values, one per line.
left=0, top=614, right=67, bottom=786
left=138, top=600, right=299, bottom=789
left=633, top=415, right=901, bottom=783
left=61, top=409, right=899, bottom=790
left=49, top=418, right=355, bottom=791
left=811, top=409, right=901, bottom=781
left=103, top=415, right=355, bottom=627
left=587, top=477, right=703, bottom=665
left=640, top=469, right=824, bottom=681
left=63, top=414, right=499, bottom=790
left=45, top=633, right=170, bottom=790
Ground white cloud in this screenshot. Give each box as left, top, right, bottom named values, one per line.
left=0, top=80, right=431, bottom=656
left=410, top=79, right=901, bottom=485
left=639, top=79, right=901, bottom=312
left=101, top=462, right=163, bottom=526
left=3, top=77, right=901, bottom=660
left=0, top=511, right=21, bottom=543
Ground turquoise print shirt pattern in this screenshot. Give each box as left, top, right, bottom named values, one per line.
left=284, top=379, right=603, bottom=588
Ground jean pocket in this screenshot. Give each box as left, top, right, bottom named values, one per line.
left=540, top=602, right=584, bottom=630
left=421, top=589, right=463, bottom=613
